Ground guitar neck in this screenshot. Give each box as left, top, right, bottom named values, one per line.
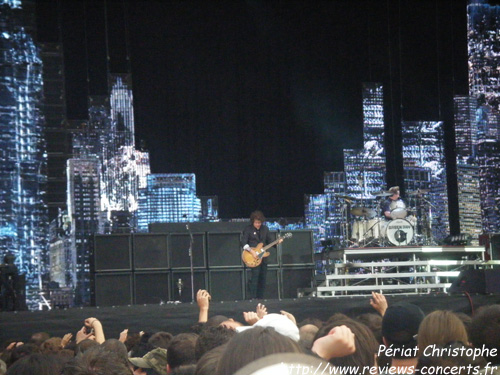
left=261, top=238, right=281, bottom=252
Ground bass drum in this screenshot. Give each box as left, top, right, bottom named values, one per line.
left=386, top=218, right=414, bottom=246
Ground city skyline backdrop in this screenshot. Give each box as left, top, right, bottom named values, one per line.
left=2, top=0, right=500, bottom=307
left=35, top=0, right=475, bottom=224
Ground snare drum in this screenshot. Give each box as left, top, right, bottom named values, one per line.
left=389, top=200, right=407, bottom=219
left=386, top=218, right=414, bottom=246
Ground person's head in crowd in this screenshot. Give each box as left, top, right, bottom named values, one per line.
left=194, top=345, right=226, bottom=375
left=166, top=333, right=198, bottom=373
left=298, top=317, right=323, bottom=329
left=0, top=359, right=6, bottom=375
left=315, top=318, right=378, bottom=371
left=469, top=304, right=500, bottom=364
left=417, top=341, right=487, bottom=375
left=204, top=315, right=229, bottom=329
left=169, top=364, right=196, bottom=375
left=231, top=352, right=333, bottom=375
left=195, top=326, right=235, bottom=360
left=325, top=313, right=352, bottom=326
left=216, top=326, right=303, bottom=375
left=125, top=332, right=143, bottom=353
left=219, top=318, right=244, bottom=330
left=298, top=324, right=319, bottom=350
left=8, top=344, right=40, bottom=366
left=129, top=347, right=168, bottom=375
left=130, top=333, right=155, bottom=359
left=148, top=332, right=173, bottom=350
left=453, top=312, right=472, bottom=329
left=63, top=346, right=133, bottom=375
left=57, top=349, right=75, bottom=361
left=417, top=310, right=469, bottom=353
left=101, top=339, right=129, bottom=365
left=29, top=332, right=50, bottom=347
left=382, top=302, right=425, bottom=359
left=40, top=337, right=62, bottom=355
left=6, top=353, right=63, bottom=375
left=356, top=313, right=383, bottom=344
left=75, top=339, right=99, bottom=355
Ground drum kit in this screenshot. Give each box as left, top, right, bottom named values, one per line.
left=333, top=188, right=434, bottom=248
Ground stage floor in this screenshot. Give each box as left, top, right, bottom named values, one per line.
left=2, top=293, right=500, bottom=343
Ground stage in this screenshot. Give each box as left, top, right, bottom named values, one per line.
left=2, top=293, right=500, bottom=343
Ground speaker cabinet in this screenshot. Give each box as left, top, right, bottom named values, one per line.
left=209, top=269, right=245, bottom=301
left=280, top=230, right=314, bottom=266
left=281, top=267, right=314, bottom=299
left=134, top=272, right=170, bottom=304
left=449, top=270, right=486, bottom=294
left=94, top=234, right=132, bottom=272
left=245, top=267, right=280, bottom=300
left=94, top=273, right=132, bottom=306
left=171, top=270, right=208, bottom=303
left=170, top=233, right=207, bottom=269
left=490, top=234, right=500, bottom=260
left=207, top=232, right=242, bottom=267
left=485, top=269, right=500, bottom=294
left=133, top=234, right=169, bottom=270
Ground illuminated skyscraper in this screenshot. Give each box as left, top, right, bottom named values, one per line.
left=456, top=163, right=482, bottom=240
left=40, top=43, right=71, bottom=220
left=343, top=83, right=386, bottom=202
left=67, top=159, right=101, bottom=305
left=362, top=83, right=385, bottom=146
left=199, top=196, right=219, bottom=222
left=137, top=174, right=201, bottom=231
left=324, top=172, right=347, bottom=242
left=454, top=96, right=478, bottom=160
left=477, top=141, right=500, bottom=232
left=0, top=0, right=48, bottom=308
left=402, top=121, right=449, bottom=241
left=305, top=83, right=385, bottom=247
left=72, top=77, right=150, bottom=221
left=304, top=194, right=328, bottom=251
left=467, top=0, right=500, bottom=108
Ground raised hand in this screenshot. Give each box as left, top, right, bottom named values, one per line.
left=312, top=325, right=356, bottom=360
left=118, top=328, right=128, bottom=343
left=243, top=311, right=260, bottom=325
left=256, top=303, right=267, bottom=319
left=61, top=333, right=73, bottom=348
left=369, top=291, right=388, bottom=316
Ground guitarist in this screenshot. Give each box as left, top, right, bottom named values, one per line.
left=241, top=211, right=283, bottom=299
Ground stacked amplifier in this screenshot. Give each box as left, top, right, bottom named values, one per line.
left=92, top=222, right=315, bottom=306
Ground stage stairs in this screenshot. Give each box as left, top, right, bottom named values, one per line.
left=300, top=246, right=500, bottom=297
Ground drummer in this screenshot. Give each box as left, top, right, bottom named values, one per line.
left=381, top=186, right=403, bottom=219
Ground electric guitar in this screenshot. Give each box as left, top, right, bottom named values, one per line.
left=242, top=233, right=293, bottom=268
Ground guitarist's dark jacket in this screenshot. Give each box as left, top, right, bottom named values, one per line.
left=241, top=224, right=274, bottom=260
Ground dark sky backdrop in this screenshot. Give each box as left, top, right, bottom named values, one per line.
left=35, top=0, right=480, bottom=223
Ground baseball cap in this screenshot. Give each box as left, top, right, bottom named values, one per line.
left=129, top=348, right=168, bottom=375
left=382, top=302, right=425, bottom=344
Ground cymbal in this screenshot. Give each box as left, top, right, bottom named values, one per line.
left=333, top=194, right=356, bottom=201
left=350, top=207, right=376, bottom=217
left=372, top=191, right=392, bottom=197
left=407, top=189, right=430, bottom=195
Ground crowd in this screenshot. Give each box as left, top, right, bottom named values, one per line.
left=1, top=289, right=500, bottom=375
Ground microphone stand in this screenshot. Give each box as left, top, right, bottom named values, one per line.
left=186, top=223, right=195, bottom=303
